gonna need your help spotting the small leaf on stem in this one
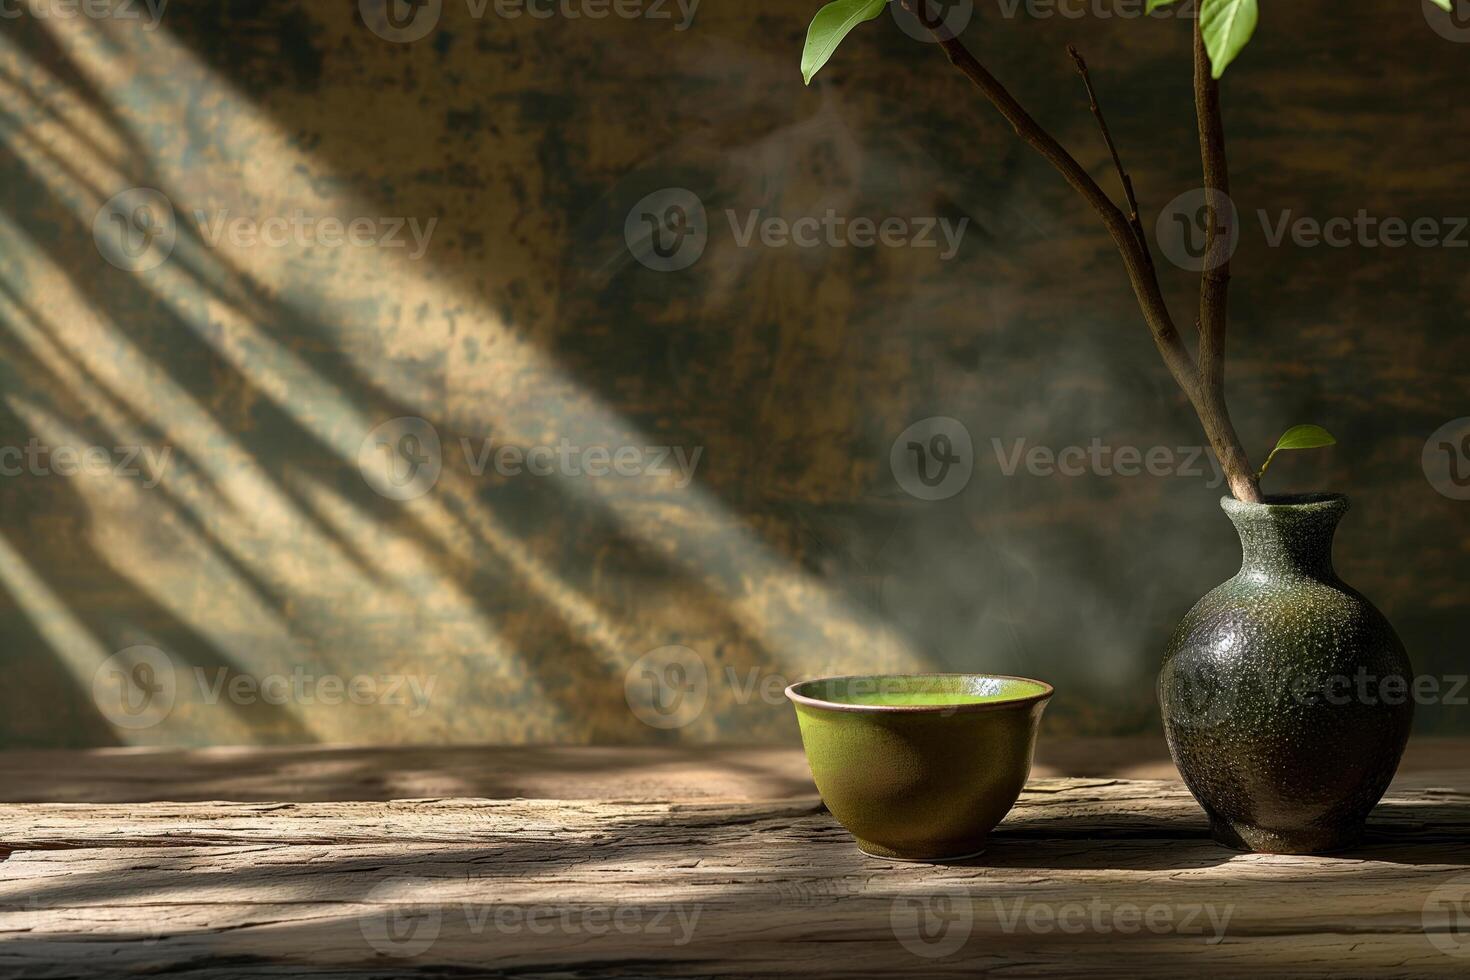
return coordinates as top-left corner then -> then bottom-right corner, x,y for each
1255,424 -> 1337,481
1200,0 -> 1259,79
801,0 -> 889,86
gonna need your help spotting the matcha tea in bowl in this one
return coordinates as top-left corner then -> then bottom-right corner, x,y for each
785,673 -> 1054,862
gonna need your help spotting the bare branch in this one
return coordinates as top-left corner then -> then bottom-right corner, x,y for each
914,26 -> 1197,393
1194,21 -> 1230,364
902,0 -> 1262,500
1193,18 -> 1261,502
1066,45 -> 1152,270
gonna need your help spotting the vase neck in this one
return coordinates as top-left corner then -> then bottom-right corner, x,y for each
1221,494 -> 1348,581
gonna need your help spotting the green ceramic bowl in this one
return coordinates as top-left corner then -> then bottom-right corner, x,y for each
786,673 -> 1054,862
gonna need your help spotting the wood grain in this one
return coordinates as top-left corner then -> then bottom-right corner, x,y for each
3,737 -> 1468,803
1,776 -> 1468,977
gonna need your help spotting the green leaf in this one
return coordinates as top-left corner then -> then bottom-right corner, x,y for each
1273,424 -> 1337,452
1429,0 -> 1452,11
801,0 -> 888,86
1200,0 -> 1259,79
1255,425 -> 1337,481
1146,0 -> 1179,11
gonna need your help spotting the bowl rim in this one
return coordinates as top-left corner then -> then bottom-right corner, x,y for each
784,672 -> 1055,714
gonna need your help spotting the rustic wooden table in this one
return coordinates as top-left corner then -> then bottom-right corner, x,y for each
1,739 -> 1467,977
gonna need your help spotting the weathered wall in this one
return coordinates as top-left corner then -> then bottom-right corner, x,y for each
0,1 -> 1466,747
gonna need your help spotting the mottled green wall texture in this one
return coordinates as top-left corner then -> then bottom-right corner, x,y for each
0,1 -> 1466,747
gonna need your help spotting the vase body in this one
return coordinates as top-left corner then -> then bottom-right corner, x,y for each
1158,493 -> 1413,854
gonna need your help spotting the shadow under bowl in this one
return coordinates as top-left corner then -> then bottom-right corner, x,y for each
786,673 -> 1054,863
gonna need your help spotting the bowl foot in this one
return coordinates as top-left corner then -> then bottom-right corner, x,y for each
856,839 -> 987,863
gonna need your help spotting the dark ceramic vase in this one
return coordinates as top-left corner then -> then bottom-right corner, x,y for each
1158,493 -> 1413,854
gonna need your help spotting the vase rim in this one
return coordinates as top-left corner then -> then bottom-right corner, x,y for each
1220,492 -> 1347,515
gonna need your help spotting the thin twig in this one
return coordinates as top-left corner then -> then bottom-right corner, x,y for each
1066,45 -> 1151,269
896,10 -> 1194,380
902,0 -> 1261,500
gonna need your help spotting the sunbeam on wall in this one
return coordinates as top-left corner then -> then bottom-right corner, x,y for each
0,2 -> 1465,748
0,9 -> 920,747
